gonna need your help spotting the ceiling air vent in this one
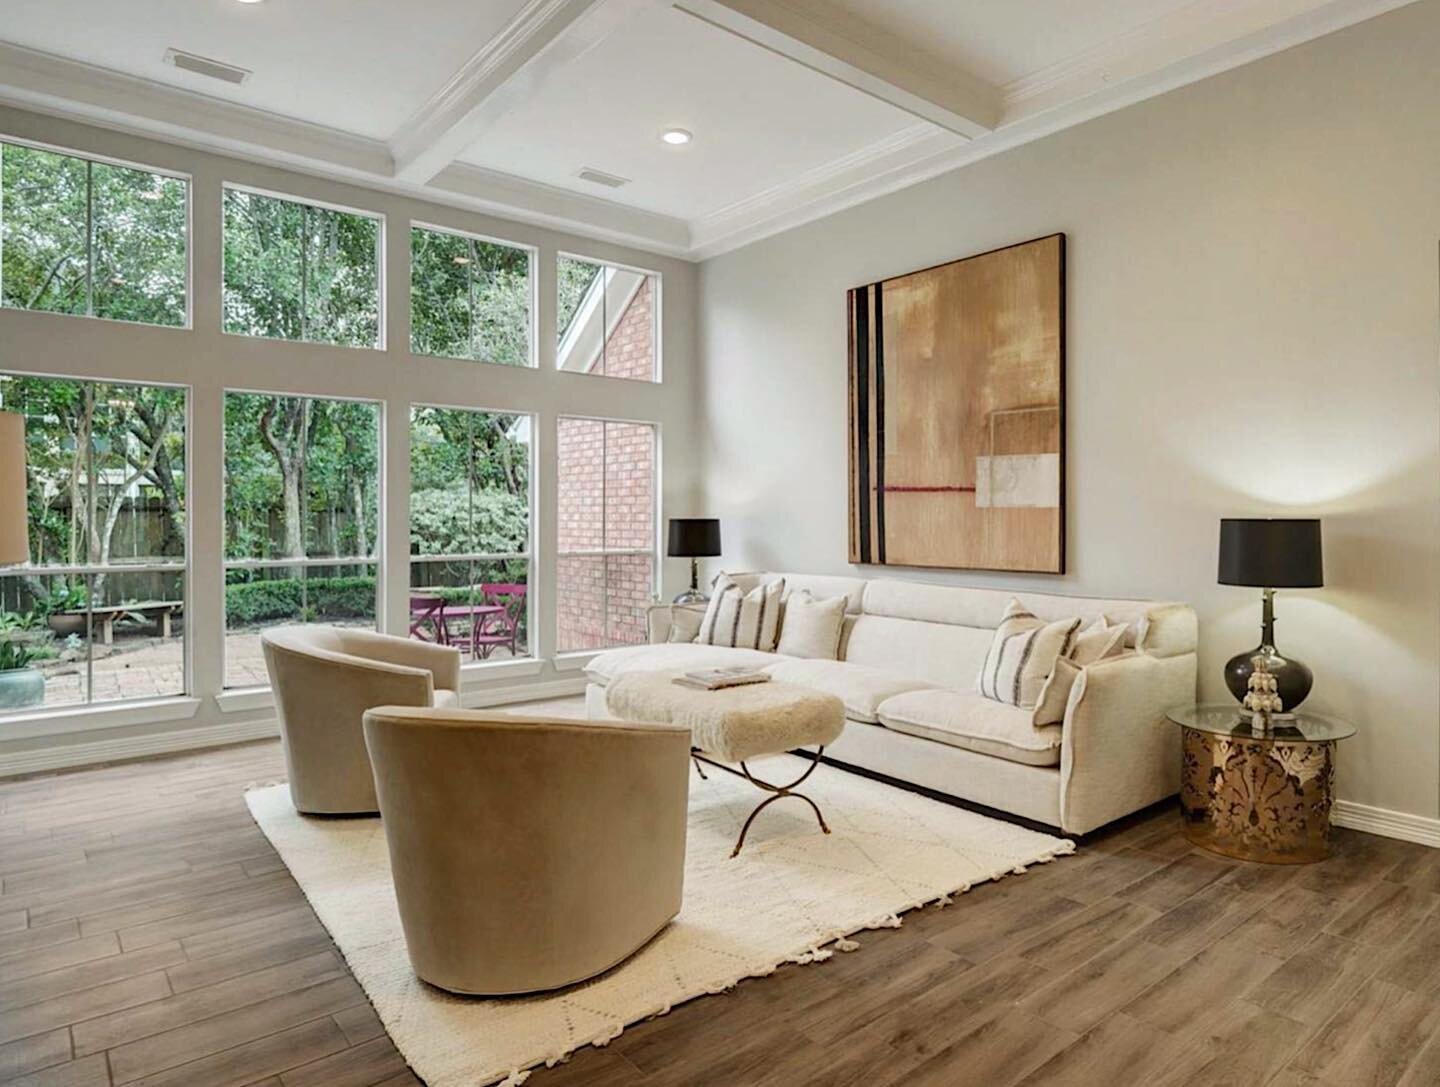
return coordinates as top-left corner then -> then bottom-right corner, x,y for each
576,167 -> 630,189
164,48 -> 251,85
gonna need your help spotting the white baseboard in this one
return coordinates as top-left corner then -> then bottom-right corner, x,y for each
0,718 -> 281,780
463,677 -> 587,708
1332,799 -> 1440,848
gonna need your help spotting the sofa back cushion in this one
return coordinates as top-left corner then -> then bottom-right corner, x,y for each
843,614 -> 995,690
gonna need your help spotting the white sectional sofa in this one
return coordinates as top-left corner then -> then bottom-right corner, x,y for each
585,573 -> 1198,835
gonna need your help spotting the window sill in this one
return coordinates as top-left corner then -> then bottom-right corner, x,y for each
459,657 -> 544,687
552,651 -> 601,673
0,696 -> 202,741
216,687 -> 274,714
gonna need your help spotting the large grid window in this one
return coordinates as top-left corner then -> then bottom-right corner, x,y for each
0,373 -> 187,714
556,255 -> 659,382
409,407 -> 532,660
0,141 -> 187,327
410,226 -> 533,366
222,187 -> 381,348
556,417 -> 656,652
223,392 -> 380,688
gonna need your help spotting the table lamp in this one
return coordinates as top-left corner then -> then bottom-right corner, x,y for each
667,518 -> 721,605
1218,517 -> 1323,711
0,412 -> 27,566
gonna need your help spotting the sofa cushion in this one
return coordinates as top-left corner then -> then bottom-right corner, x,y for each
762,658 -> 934,724
432,688 -> 460,709
698,574 -> 785,650
877,688 -> 1062,767
586,643 -> 783,686
775,591 -> 847,660
977,600 -> 1081,710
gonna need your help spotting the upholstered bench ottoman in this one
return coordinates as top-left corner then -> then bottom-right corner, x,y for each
603,671 -> 845,855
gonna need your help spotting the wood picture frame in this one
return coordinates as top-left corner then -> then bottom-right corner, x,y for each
848,233 -> 1065,573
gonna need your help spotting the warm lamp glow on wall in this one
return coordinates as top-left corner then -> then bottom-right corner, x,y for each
0,412 -> 27,566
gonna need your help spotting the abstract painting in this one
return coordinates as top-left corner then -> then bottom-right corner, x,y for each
848,233 -> 1065,573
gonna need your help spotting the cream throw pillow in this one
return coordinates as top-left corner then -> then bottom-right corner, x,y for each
775,591 -> 847,660
977,599 -> 1081,710
1070,616 -> 1127,666
1032,617 -> 1130,724
697,574 -> 785,651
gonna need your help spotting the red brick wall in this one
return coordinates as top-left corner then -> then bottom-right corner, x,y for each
556,282 -> 657,650
596,277 -> 655,381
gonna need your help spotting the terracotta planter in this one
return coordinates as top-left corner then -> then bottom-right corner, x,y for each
47,612 -> 87,637
0,667 -> 45,710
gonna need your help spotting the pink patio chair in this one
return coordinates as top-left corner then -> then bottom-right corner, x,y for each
409,594 -> 449,645
471,584 -> 527,660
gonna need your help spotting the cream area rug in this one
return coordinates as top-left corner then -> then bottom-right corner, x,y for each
246,755 -> 1075,1087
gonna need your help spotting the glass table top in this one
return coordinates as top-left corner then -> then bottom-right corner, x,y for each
1166,704 -> 1356,742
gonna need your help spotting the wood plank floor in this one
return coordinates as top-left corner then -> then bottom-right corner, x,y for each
3,719 -> 1439,1087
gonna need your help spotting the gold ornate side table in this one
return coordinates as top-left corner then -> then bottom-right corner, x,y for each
1168,705 -> 1355,864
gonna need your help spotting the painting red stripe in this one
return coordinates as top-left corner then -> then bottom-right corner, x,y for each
878,485 -> 976,493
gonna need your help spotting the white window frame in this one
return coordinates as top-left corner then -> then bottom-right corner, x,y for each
409,222 -> 538,368
220,388 -> 384,690
555,252 -> 662,383
0,370 -> 193,721
555,414 -> 660,654
407,402 -> 538,666
220,182 -> 386,350
0,134 -> 193,331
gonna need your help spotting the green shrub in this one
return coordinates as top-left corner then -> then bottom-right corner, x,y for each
225,576 -> 377,625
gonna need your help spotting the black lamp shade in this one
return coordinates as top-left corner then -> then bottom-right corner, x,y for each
1218,518 -> 1323,588
667,518 -> 721,558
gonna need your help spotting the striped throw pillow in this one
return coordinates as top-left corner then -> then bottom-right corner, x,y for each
977,599 -> 1081,710
697,575 -> 786,652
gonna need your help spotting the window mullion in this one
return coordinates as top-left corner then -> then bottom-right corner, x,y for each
84,161 -> 94,318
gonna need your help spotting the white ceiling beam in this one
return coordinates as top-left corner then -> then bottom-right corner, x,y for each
673,0 -> 999,139
390,0 -> 660,184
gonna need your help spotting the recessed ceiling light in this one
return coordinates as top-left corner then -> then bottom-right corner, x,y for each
660,128 -> 692,146
235,0 -> 265,5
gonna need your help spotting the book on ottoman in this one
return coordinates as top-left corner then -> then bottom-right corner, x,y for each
672,666 -> 773,691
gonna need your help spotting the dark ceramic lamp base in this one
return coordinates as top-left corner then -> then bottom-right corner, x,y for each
1224,645 -> 1314,710
1225,586 -> 1314,711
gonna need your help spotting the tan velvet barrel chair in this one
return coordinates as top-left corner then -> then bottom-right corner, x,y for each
362,707 -> 691,996
261,627 -> 462,815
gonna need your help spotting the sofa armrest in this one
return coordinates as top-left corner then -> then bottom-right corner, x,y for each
1058,651 -> 1197,835
646,603 -> 706,645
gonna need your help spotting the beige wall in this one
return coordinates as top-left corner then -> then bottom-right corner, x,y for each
0,103 -> 700,771
697,2 -> 1440,819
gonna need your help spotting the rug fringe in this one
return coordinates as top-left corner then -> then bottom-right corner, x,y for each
833,937 -> 860,952
498,1071 -> 530,1087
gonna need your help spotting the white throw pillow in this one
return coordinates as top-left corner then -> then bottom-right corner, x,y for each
1033,656 -> 1082,726
1070,616 -> 1127,666
697,574 -> 785,651
977,599 -> 1081,710
775,591 -> 847,660
1032,618 -> 1130,724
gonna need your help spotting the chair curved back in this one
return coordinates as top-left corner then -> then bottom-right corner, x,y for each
261,626 -> 459,814
362,706 -> 691,995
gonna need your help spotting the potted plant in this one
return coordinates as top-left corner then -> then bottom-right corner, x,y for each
0,638 -> 45,710
42,582 -> 89,637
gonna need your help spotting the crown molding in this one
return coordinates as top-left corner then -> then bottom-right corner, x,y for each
689,124 -> 955,258
391,0 -> 659,184
688,0 -> 1423,258
0,42 -> 691,257
997,0 -> 1422,122
0,0 -> 1422,263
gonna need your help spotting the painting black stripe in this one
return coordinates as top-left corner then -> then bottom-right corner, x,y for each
874,280 -> 886,565
854,287 -> 871,564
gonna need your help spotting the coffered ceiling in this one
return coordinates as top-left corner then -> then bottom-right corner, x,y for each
0,0 -> 1419,259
